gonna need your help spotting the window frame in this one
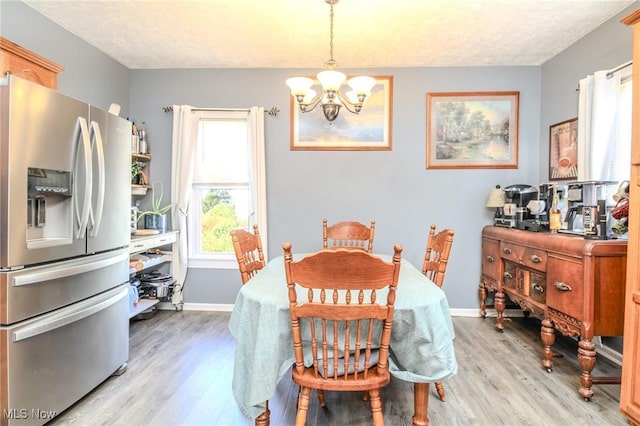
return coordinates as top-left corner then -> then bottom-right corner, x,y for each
608,72 -> 632,182
186,109 -> 267,269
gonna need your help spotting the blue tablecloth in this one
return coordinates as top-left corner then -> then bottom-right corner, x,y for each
228,254 -> 458,420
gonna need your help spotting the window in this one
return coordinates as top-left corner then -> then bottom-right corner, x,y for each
577,67 -> 632,182
187,110 -> 266,268
607,73 -> 632,182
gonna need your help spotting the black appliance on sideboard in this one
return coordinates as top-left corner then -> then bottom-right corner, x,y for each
494,184 -> 538,229
519,182 -> 567,232
492,181 -> 619,239
558,180 -> 617,239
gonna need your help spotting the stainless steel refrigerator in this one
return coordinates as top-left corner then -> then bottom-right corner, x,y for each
0,75 -> 131,425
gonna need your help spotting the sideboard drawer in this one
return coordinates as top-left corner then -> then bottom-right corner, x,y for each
482,238 -> 501,281
503,262 -> 517,289
529,272 -> 547,304
547,257 -> 584,320
500,242 -> 547,272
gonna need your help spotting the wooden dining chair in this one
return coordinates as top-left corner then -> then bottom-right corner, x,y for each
230,224 -> 270,422
322,219 -> 376,253
230,224 -> 266,284
283,243 -> 403,426
421,224 -> 455,402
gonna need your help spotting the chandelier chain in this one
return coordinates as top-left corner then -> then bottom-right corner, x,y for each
326,1 -> 337,69
286,0 -> 375,123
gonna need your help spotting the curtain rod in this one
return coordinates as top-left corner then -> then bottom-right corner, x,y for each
606,60 -> 632,78
575,60 -> 633,91
162,105 -> 279,117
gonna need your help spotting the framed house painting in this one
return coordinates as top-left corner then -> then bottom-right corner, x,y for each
289,75 -> 393,151
549,118 -> 578,181
426,91 -> 519,169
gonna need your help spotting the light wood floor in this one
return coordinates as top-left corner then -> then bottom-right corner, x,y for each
50,310 -> 627,426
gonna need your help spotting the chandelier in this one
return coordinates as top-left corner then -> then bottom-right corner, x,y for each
286,0 -> 376,123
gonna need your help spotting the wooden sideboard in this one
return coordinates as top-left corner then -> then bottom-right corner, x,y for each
620,9 -> 640,426
479,225 -> 627,400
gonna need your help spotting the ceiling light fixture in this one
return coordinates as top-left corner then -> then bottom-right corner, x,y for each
286,0 -> 376,123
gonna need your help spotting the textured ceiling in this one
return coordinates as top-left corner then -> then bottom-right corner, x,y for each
22,0 -> 638,70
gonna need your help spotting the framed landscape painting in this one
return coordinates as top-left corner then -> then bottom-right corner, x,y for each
426,91 -> 519,169
549,118 -> 578,181
290,75 -> 393,151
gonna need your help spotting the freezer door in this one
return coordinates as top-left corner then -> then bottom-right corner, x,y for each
0,76 -> 89,268
0,248 -> 129,325
86,106 -> 131,254
0,285 -> 129,426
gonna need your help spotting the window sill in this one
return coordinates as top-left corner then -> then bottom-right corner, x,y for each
188,258 -> 238,269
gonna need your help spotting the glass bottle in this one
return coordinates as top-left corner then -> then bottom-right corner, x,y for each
138,122 -> 147,154
549,184 -> 562,233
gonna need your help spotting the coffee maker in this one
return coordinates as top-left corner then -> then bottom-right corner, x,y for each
495,184 -> 538,229
559,180 -> 617,239
524,182 -> 567,232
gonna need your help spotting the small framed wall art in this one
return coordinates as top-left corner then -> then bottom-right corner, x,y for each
289,75 -> 393,151
426,91 -> 519,169
549,118 -> 578,181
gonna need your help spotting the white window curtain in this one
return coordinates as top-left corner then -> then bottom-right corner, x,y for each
170,105 -> 198,301
577,70 -> 622,181
248,107 -> 268,260
171,105 -> 267,278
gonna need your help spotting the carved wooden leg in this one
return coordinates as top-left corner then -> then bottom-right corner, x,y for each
578,339 -> 596,401
434,381 -> 445,402
412,382 -> 430,426
479,281 -> 488,318
255,400 -> 270,426
540,319 -> 555,373
368,388 -> 384,426
295,387 -> 311,426
494,291 -> 505,332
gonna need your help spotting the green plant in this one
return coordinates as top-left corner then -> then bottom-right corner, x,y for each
131,160 -> 146,184
137,181 -> 175,222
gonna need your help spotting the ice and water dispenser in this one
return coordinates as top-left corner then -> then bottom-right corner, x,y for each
27,167 -> 73,246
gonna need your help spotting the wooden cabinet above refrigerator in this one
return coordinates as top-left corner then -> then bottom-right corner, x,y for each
0,37 -> 63,89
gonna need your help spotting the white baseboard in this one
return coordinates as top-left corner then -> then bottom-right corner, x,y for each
183,302 -> 234,312
177,304 -> 623,366
594,336 -> 623,366
156,302 -> 234,312
449,308 -> 525,317
184,305 -> 524,317
449,308 -> 623,366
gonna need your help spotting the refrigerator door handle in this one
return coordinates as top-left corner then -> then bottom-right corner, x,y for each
12,286 -> 127,342
74,116 -> 93,239
88,120 -> 106,238
12,251 -> 129,287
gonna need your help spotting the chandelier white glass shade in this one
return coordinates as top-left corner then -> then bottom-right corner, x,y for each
286,0 -> 376,123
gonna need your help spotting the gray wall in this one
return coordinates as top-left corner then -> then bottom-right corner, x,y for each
0,1 -> 130,115
3,1 -> 638,310
129,67 -> 541,308
539,5 -> 637,179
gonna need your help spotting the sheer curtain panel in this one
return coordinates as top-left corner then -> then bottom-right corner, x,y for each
577,68 -> 626,181
171,105 -> 198,294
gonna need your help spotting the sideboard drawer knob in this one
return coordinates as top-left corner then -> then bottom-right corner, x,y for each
533,284 -> 545,293
530,255 -> 542,263
554,282 -> 572,292
486,255 -> 494,263
503,248 -> 512,255
504,272 -> 513,280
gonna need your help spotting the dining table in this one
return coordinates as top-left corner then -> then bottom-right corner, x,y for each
228,252 -> 458,426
